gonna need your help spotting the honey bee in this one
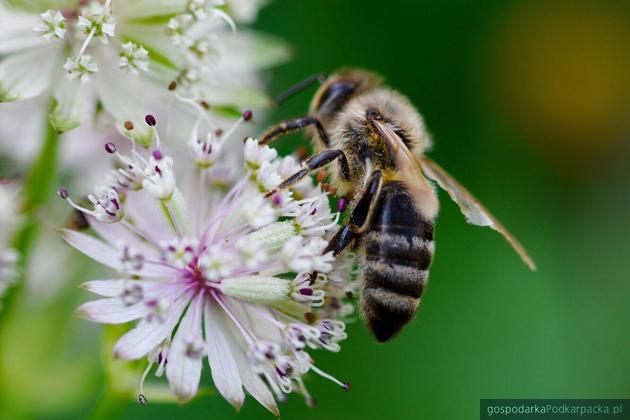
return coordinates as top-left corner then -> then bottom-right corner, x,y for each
260,68 -> 535,342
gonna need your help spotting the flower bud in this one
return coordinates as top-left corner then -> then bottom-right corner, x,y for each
218,276 -> 290,304
245,221 -> 296,254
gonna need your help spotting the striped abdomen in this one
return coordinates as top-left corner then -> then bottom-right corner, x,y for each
361,181 -> 435,342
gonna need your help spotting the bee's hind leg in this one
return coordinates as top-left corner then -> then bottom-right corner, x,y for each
324,170 -> 383,256
265,149 -> 349,197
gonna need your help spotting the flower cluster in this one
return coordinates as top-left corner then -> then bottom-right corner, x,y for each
59,115 -> 352,413
0,179 -> 22,309
0,0 -> 288,141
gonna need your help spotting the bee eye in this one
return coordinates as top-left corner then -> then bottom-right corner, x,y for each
317,82 -> 354,115
366,108 -> 382,121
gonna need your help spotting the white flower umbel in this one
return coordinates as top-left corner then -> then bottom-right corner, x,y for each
118,42 -> 148,75
33,9 -> 66,40
60,117 -> 350,413
0,1 -> 289,137
63,55 -> 98,83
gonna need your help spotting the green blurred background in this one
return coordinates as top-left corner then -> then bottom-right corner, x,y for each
3,0 -> 630,419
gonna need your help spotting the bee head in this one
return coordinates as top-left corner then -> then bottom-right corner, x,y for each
310,68 -> 383,123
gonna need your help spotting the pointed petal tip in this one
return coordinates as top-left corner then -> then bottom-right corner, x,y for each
227,394 -> 245,412
74,305 -> 88,319
174,392 -> 195,404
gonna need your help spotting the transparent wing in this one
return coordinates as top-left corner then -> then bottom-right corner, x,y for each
417,156 -> 536,271
371,119 -> 439,219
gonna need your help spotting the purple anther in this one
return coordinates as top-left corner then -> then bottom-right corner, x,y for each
145,114 -> 157,126
104,142 -> 116,153
337,197 -> 347,212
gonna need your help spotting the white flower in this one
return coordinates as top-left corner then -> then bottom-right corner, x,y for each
61,123 -> 350,413
59,184 -> 123,223
166,14 -> 194,48
189,131 -> 223,168
199,244 -> 238,281
0,0 -> 289,138
290,194 -> 340,236
77,1 -> 117,44
282,236 -> 335,274
142,155 -> 176,201
256,161 -> 283,191
226,0 -> 266,24
33,9 -> 66,40
239,194 -> 276,229
118,42 -> 149,75
119,244 -> 145,272
244,137 -> 277,171
63,55 -> 98,83
160,238 -> 198,269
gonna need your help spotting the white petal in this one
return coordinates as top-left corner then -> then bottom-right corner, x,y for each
204,297 -> 245,408
124,193 -> 174,244
76,297 -> 147,323
59,228 -> 123,270
49,75 -> 94,133
231,300 -> 284,343
137,262 -> 177,278
221,313 -> 278,415
113,0 -> 188,20
0,44 -> 61,102
219,31 -> 291,70
114,294 -> 189,360
88,216 -> 155,255
0,3 -> 42,54
166,295 -> 204,402
80,279 -> 159,297
60,229 -> 175,277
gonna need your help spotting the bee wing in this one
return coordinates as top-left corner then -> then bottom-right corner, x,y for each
371,119 -> 439,218
417,156 -> 536,271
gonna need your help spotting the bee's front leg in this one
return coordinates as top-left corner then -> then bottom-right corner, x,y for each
264,149 -> 349,197
259,116 -> 331,146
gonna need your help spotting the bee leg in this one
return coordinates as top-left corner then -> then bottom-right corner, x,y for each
264,149 -> 348,197
273,73 -> 327,106
259,116 -> 331,146
324,224 -> 355,256
324,170 -> 383,256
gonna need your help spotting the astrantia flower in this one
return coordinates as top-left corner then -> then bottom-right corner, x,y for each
0,0 -> 289,139
59,116 -> 352,413
0,179 -> 22,309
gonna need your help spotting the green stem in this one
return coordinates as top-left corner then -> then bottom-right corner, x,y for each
0,117 -> 60,413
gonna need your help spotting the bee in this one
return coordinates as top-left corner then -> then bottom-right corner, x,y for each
260,68 -> 535,342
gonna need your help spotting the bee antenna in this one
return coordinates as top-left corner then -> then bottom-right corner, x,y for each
273,73 -> 327,107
